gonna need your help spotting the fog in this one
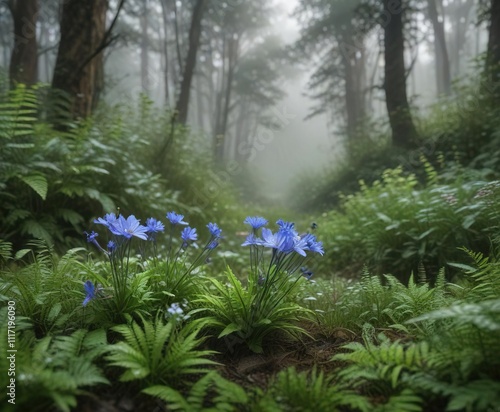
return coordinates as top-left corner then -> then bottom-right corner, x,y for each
0,0 -> 489,204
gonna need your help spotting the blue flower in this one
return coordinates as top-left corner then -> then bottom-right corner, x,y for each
107,240 -> 117,253
261,228 -> 295,253
109,215 -> 149,240
85,230 -> 99,244
207,222 -> 222,238
261,228 -> 280,249
276,219 -> 296,232
94,213 -> 118,228
309,241 -> 324,256
292,236 -> 308,257
241,233 -> 262,247
83,280 -> 96,306
166,211 -> 188,226
181,227 -> 198,243
146,217 -> 165,233
167,302 -> 184,316
244,216 -> 268,230
167,302 -> 190,321
85,231 -> 106,253
301,233 -> 324,256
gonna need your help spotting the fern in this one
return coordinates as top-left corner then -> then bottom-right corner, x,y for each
255,366 -> 370,412
408,298 -> 500,379
15,329 -> 108,412
373,389 -> 423,412
0,83 -> 38,140
387,271 -> 450,335
143,371 -> 249,411
408,374 -> 500,411
106,315 -> 217,386
0,239 -> 12,265
450,248 -> 500,300
5,243 -> 88,336
335,334 -> 430,393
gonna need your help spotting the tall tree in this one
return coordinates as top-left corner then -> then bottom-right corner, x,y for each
175,0 -> 206,125
140,0 -> 150,94
229,35 -> 285,161
8,0 -> 39,87
487,0 -> 500,87
427,0 -> 451,96
159,0 -> 171,105
52,0 -> 121,119
294,0 -> 368,142
201,0 -> 273,160
382,0 -> 418,148
446,0 -> 475,78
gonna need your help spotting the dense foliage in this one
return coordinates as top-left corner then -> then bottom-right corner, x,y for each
1,218 -> 500,411
2,77 -> 500,411
0,85 -> 244,251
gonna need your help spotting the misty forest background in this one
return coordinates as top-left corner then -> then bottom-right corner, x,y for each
2,0 -> 500,411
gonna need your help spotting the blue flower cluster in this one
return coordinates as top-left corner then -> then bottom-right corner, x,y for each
242,218 -> 323,255
241,216 -> 323,280
83,211 -> 222,307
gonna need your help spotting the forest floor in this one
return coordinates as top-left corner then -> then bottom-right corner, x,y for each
73,325 -> 408,412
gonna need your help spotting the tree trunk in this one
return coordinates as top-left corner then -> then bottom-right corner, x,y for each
160,0 -> 170,105
175,0 -> 206,124
172,0 -> 184,74
382,0 -> 418,148
140,1 -> 150,94
8,0 -> 39,87
220,37 -> 238,139
447,0 -> 474,78
214,34 -> 238,162
196,74 -> 205,130
52,0 -> 108,119
428,0 -> 451,96
340,30 -> 366,140
487,0 -> 500,87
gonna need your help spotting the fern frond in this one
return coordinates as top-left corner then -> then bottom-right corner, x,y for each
107,316 -> 216,386
335,336 -> 430,392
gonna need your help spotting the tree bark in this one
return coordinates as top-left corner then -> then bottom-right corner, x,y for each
487,0 -> 500,86
51,0 -> 108,119
8,0 -> 39,87
382,0 -> 418,148
175,0 -> 206,124
428,0 -> 451,96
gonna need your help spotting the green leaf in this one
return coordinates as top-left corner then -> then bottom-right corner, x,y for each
462,213 -> 478,230
447,262 -> 476,273
218,323 -> 242,338
19,174 -> 48,200
377,212 -> 392,223
15,249 -> 31,260
48,303 -> 62,322
255,318 -> 272,326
